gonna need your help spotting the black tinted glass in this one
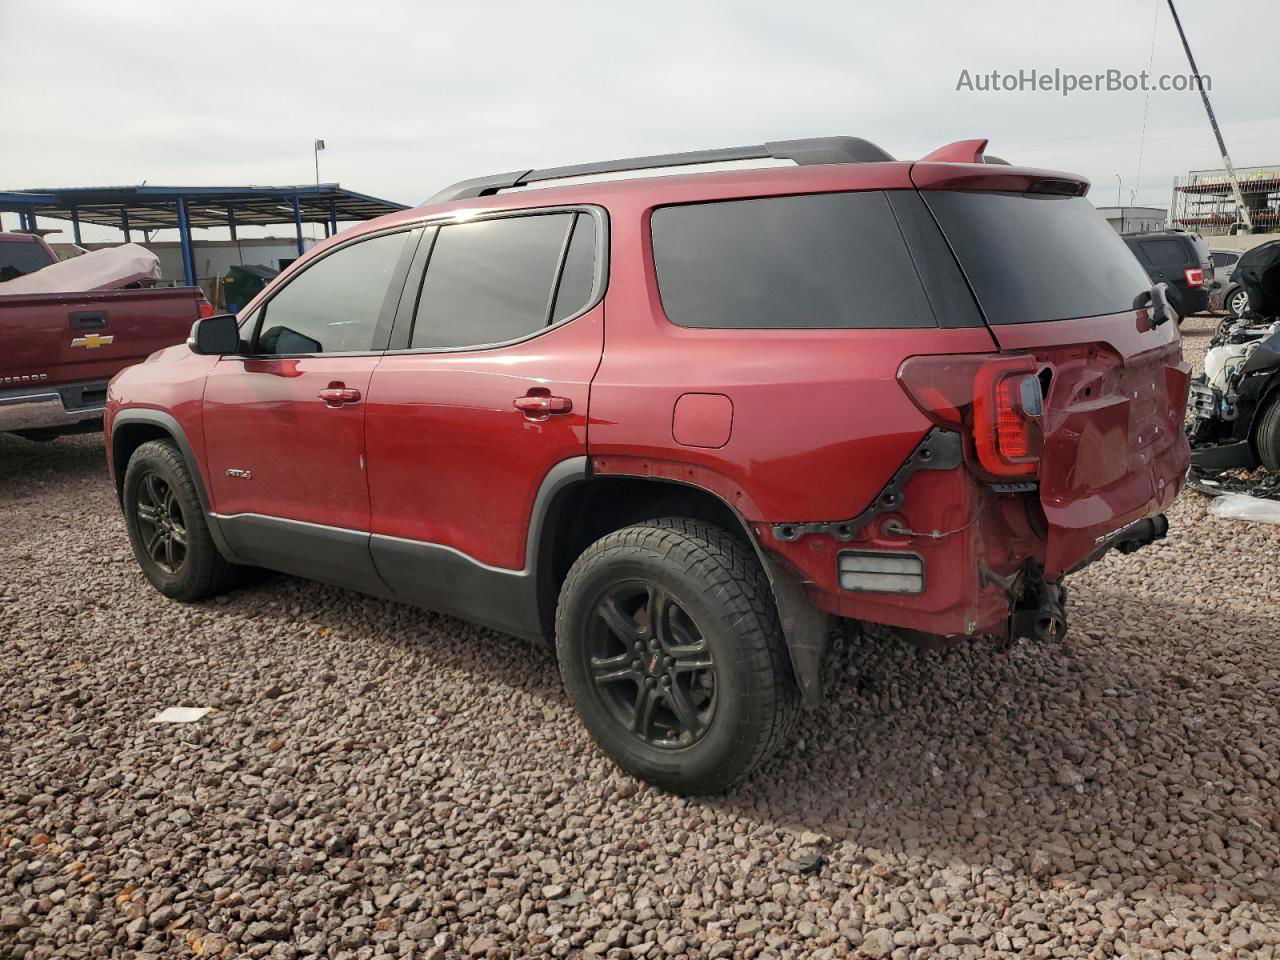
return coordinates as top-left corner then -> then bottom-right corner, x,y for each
256,232 -> 408,355
652,192 -> 935,329
550,214 -> 597,323
925,192 -> 1151,324
0,241 -> 56,282
412,213 -> 573,349
1140,238 -> 1191,268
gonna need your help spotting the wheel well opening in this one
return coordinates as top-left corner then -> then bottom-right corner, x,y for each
111,423 -> 173,499
535,476 -> 752,639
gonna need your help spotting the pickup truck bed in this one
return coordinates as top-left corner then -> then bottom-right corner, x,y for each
0,286 -> 205,438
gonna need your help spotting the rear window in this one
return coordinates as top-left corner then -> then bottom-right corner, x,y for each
0,239 -> 56,283
1139,238 -> 1192,269
651,191 -> 935,329
925,192 -> 1151,325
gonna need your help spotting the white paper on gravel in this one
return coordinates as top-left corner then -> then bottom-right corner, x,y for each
148,706 -> 214,723
1208,494 -> 1280,525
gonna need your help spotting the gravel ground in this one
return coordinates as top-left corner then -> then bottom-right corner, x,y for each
2,315 -> 1279,959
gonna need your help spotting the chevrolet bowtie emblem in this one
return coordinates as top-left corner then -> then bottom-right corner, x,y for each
70,334 -> 114,349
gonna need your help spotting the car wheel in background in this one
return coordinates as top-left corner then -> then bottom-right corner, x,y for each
556,517 -> 799,795
1229,287 -> 1250,319
1256,398 -> 1280,472
123,439 -> 237,601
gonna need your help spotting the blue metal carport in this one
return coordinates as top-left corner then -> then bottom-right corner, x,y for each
0,184 -> 407,286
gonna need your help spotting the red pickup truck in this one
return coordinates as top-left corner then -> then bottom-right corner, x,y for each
0,232 -> 209,440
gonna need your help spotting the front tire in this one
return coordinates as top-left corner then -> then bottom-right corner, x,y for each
556,518 -> 799,795
1256,397 -> 1280,472
123,439 -> 237,601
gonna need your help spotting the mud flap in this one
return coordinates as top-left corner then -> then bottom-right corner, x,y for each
762,556 -> 831,709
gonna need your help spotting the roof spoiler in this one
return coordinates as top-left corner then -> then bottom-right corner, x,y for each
425,136 -> 896,204
919,138 -> 1009,165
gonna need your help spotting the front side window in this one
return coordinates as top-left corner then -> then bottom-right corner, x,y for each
411,212 -> 583,350
651,192 -> 936,329
255,231 -> 410,355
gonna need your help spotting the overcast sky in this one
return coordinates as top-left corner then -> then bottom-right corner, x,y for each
2,0 -> 1276,242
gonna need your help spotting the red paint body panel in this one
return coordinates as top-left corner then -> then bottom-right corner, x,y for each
202,356 -> 378,530
104,150 -> 1188,641
364,304 -> 603,570
987,311 -> 1190,575
0,287 -> 202,387
672,393 -> 733,449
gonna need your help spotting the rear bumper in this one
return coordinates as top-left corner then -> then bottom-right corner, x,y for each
0,380 -> 109,433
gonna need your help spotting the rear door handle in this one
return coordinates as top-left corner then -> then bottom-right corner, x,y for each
318,385 -> 361,407
513,393 -> 573,418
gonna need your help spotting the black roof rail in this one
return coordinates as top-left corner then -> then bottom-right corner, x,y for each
424,136 -> 895,204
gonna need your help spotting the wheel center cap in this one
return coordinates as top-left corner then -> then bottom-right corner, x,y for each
646,653 -> 661,675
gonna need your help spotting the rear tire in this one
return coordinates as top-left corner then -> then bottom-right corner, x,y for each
123,439 -> 237,601
556,518 -> 799,795
1256,397 -> 1280,472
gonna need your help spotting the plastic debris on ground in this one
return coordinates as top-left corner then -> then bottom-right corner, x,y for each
148,706 -> 214,723
1207,493 -> 1280,525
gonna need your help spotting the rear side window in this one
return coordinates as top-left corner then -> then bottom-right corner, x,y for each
925,192 -> 1151,325
256,231 -> 410,355
550,214 -> 597,324
0,240 -> 57,283
411,213 -> 576,349
1212,252 -> 1239,269
651,192 -> 936,329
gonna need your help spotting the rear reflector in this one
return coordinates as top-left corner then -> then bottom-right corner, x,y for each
1184,267 -> 1204,288
838,551 -> 924,594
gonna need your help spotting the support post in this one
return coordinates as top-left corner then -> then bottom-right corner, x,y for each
293,195 -> 304,256
226,205 -> 237,241
177,197 -> 196,287
121,207 -> 131,243
71,206 -> 82,245
329,199 -> 338,237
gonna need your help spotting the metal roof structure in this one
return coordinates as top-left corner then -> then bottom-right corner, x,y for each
0,184 -> 408,285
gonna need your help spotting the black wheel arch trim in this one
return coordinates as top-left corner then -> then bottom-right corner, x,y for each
110,408 -> 237,561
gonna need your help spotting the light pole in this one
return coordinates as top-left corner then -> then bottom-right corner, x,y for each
314,139 -> 325,189
1115,174 -> 1123,231
313,139 -> 326,240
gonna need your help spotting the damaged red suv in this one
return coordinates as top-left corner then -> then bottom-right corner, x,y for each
106,136 -> 1189,793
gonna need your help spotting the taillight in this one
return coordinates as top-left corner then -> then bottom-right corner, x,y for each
1184,267 -> 1204,288
197,297 -> 215,318
897,354 -> 1044,479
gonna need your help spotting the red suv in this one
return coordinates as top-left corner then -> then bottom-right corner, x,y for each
106,136 -> 1189,794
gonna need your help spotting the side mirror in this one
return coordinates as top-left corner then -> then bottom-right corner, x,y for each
188,314 -> 242,355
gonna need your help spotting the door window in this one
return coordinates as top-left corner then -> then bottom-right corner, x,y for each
410,213 -> 580,349
255,231 -> 411,355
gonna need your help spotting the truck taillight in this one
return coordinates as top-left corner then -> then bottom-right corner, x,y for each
197,298 -> 215,318
897,354 -> 1043,479
1184,267 -> 1204,288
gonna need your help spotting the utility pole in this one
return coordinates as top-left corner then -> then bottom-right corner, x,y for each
1165,0 -> 1253,232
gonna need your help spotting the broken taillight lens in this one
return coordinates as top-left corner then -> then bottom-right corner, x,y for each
897,354 -> 1044,479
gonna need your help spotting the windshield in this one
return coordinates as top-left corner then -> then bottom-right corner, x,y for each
924,192 -> 1152,325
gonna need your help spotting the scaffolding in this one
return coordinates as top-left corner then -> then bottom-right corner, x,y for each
1171,164 -> 1280,233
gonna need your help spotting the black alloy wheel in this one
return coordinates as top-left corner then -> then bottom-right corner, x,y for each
133,471 -> 188,574
586,580 -> 718,749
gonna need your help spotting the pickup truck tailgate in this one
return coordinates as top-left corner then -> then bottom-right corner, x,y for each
0,287 -> 201,387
